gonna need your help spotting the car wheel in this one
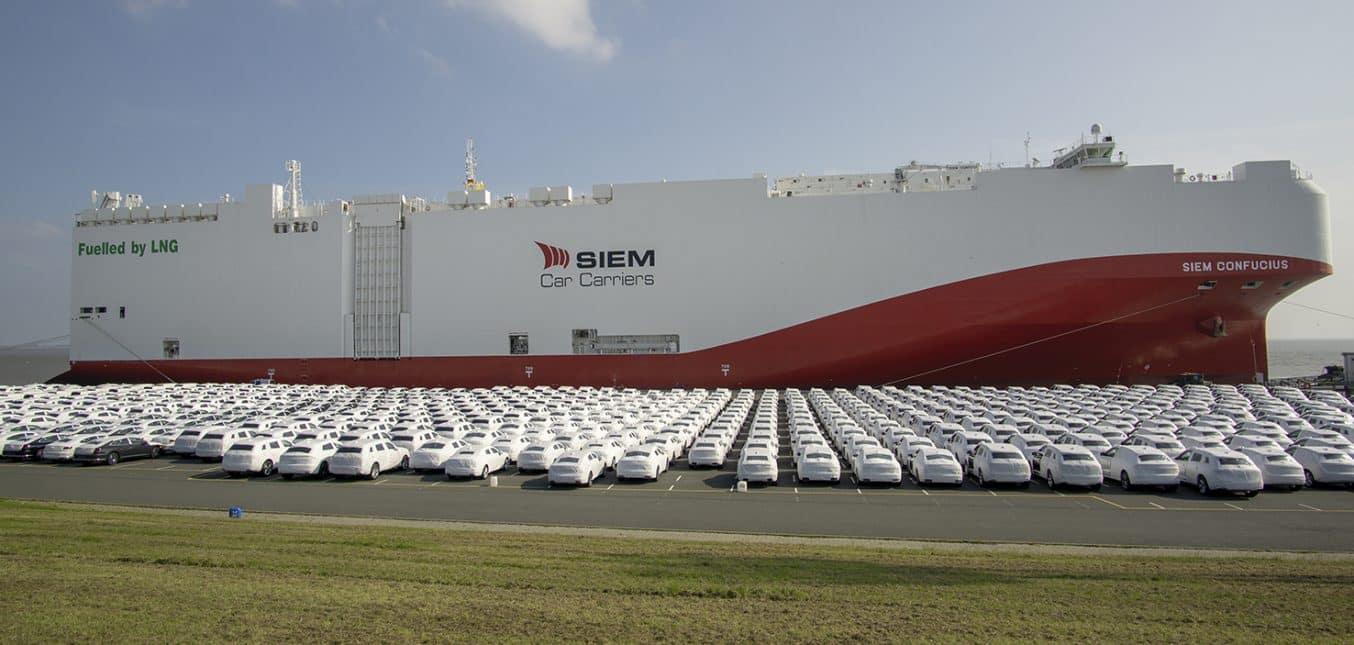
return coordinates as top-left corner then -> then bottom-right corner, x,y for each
1197,476 -> 1210,496
1045,471 -> 1055,489
1120,471 -> 1132,491
281,473 -> 293,480
150,447 -> 161,459
585,471 -> 595,487
1304,470 -> 1315,488
651,467 -> 659,481
106,452 -> 120,466
319,462 -> 329,477
1243,490 -> 1259,498
480,465 -> 489,480
260,460 -> 274,477
369,463 -> 380,480
446,472 -> 455,481
399,456 -> 410,470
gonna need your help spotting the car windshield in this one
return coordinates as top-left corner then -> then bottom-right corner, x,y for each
558,457 -> 579,464
1137,454 -> 1168,462
806,453 -> 832,460
203,433 -> 223,440
926,454 -> 951,462
625,451 -> 648,458
866,454 -> 891,461
1218,457 -> 1249,466
1323,453 -> 1349,460
337,446 -> 362,454
180,430 -> 200,437
1265,454 -> 1290,462
991,451 -> 1021,460
229,444 -> 254,451
286,446 -> 311,454
423,442 -> 445,450
1062,454 -> 1093,462
744,455 -> 769,462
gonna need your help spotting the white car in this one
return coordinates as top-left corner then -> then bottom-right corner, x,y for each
893,436 -> 935,467
444,445 -> 509,479
170,426 -> 216,456
515,441 -> 568,473
408,440 -> 467,472
736,448 -> 779,484
392,429 -> 440,455
616,446 -> 667,481
491,435 -> 531,464
969,443 -> 1032,487
40,433 -> 107,462
329,440 -> 409,479
1099,445 -> 1178,491
853,447 -> 902,485
1234,446 -> 1305,490
1007,434 -> 1052,469
194,428 -> 255,461
1038,445 -> 1103,490
583,440 -> 625,469
687,439 -> 729,468
547,450 -> 606,487
908,446 -> 964,486
278,440 -> 340,479
1290,446 -> 1354,488
222,438 -> 292,478
796,449 -> 841,483
1174,447 -> 1263,496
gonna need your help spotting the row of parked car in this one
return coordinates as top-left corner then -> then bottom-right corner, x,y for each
3,382 -> 1353,495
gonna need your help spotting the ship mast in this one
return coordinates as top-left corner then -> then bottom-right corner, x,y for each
285,159 -> 301,218
464,139 -> 483,190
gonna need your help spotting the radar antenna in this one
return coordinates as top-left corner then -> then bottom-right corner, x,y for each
465,138 -> 484,190
285,159 -> 301,218
1024,132 -> 1031,168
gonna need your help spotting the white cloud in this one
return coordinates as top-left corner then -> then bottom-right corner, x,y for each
447,0 -> 618,62
417,48 -> 454,79
119,0 -> 188,15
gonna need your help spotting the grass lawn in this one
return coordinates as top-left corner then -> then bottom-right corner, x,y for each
0,499 -> 1350,642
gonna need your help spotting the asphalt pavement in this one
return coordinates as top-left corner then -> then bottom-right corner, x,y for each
3,456 -> 1352,552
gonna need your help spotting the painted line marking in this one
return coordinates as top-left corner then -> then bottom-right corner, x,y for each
988,489 -> 998,496
428,481 -> 440,487
1054,490 -> 1066,497
1299,503 -> 1322,511
667,484 -> 675,491
1088,495 -> 1127,510
793,487 -> 799,494
606,484 -> 614,491
1224,502 -> 1245,512
674,475 -> 682,483
156,465 -> 177,471
373,479 -> 388,485
921,488 -> 929,496
1149,502 -> 1166,510
855,488 -> 862,495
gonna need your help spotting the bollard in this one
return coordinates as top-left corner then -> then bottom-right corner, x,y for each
489,475 -> 498,487
736,481 -> 748,493
228,506 -> 243,519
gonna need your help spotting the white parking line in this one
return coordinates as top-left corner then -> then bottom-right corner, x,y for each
988,489 -> 998,496
793,487 -> 799,494
156,465 -> 176,471
606,484 -> 614,491
1224,502 -> 1245,511
1054,490 -> 1066,497
674,475 -> 682,483
666,484 -> 675,491
921,488 -> 929,496
428,481 -> 440,487
1299,503 -> 1322,511
855,488 -> 862,495
1149,502 -> 1165,510
373,479 -> 388,485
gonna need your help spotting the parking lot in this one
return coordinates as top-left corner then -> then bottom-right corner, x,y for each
4,453 -> 1352,552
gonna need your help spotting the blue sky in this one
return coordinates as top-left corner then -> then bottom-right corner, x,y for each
2,0 -> 1353,346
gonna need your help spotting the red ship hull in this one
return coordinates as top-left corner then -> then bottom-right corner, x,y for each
62,253 -> 1332,387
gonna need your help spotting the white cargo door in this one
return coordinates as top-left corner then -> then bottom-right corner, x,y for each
353,224 -> 402,359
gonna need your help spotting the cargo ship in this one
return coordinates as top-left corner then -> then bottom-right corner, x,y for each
63,126 -> 1333,387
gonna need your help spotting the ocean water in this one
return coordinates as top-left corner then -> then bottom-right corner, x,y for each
2,341 -> 1350,386
1267,338 -> 1354,379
